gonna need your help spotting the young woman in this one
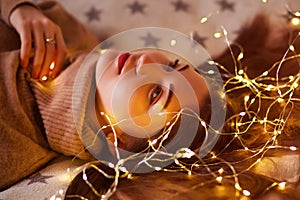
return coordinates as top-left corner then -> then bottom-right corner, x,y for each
64,16 -> 300,199
1,1 -> 299,199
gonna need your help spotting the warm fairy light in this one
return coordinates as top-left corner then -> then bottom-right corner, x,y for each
244,95 -> 249,102
82,173 -> 88,181
154,167 -> 162,171
289,45 -> 295,52
216,176 -> 223,183
59,189 -> 64,195
127,174 -> 133,179
214,32 -> 222,39
238,69 -> 244,75
98,49 -> 107,54
237,52 -> 244,61
235,183 -> 242,191
290,146 -> 297,151
170,39 -> 177,46
242,190 -> 251,197
262,0 -> 268,3
49,61 -> 55,70
218,168 -> 224,174
208,69 -> 215,74
291,18 -> 300,26
200,17 -> 208,24
239,112 -> 246,116
41,76 -> 48,81
278,182 -> 286,190
211,152 -> 217,159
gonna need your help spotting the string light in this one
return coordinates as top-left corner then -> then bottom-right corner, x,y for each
61,3 -> 300,199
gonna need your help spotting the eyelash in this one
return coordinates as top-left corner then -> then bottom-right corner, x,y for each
149,85 -> 163,105
168,59 -> 179,68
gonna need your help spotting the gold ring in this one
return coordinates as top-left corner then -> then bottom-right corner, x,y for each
45,37 -> 56,44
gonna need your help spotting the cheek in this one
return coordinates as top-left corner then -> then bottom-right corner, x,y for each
128,86 -> 152,127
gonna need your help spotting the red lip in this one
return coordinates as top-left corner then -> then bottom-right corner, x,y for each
118,52 -> 130,74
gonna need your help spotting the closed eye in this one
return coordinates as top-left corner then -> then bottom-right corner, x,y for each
149,85 -> 163,105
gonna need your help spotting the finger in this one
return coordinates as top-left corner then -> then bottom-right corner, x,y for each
31,22 -> 45,79
39,34 -> 56,80
19,22 -> 32,68
50,29 -> 67,78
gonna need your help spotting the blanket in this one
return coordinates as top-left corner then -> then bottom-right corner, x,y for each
0,0 -> 99,190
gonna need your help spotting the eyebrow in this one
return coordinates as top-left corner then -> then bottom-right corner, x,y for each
178,64 -> 189,71
164,84 -> 174,109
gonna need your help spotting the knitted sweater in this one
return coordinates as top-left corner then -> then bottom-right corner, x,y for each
30,53 -> 103,160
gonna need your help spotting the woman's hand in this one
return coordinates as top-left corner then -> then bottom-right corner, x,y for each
10,4 -> 67,81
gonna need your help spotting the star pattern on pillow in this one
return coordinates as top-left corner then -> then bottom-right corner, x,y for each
217,0 -> 235,12
140,32 -> 161,47
191,31 -> 208,48
27,172 -> 54,185
127,1 -> 147,14
85,6 -> 102,22
171,0 -> 189,12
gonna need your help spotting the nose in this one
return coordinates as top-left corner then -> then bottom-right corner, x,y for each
135,54 -> 155,75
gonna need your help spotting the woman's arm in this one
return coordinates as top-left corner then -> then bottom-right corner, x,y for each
0,0 -> 67,80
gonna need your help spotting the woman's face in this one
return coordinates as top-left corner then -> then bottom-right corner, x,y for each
95,49 -> 209,139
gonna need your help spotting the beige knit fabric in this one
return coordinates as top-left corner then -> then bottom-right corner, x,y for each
30,53 -> 99,160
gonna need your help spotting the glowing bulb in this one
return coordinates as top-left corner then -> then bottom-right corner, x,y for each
155,167 -> 161,171
49,61 -> 55,70
83,173 -> 88,181
237,52 -> 244,61
244,95 -> 249,102
127,173 -> 133,179
50,195 -> 56,200
262,71 -> 268,76
188,171 -> 192,176
242,190 -> 251,197
240,112 -> 246,116
235,183 -> 242,191
41,76 -> 48,81
291,18 -> 300,26
277,98 -> 284,103
278,182 -> 286,190
208,70 -> 215,75
214,32 -> 222,39
108,162 -> 115,168
218,168 -> 224,174
59,189 -> 64,195
262,0 -> 267,3
150,139 -> 157,145
216,176 -> 223,183
170,39 -> 177,46
289,45 -> 295,52
290,146 -> 297,151
98,49 -> 107,54
211,152 -> 217,159
238,69 -> 244,75
200,17 -> 208,23
292,82 -> 299,88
